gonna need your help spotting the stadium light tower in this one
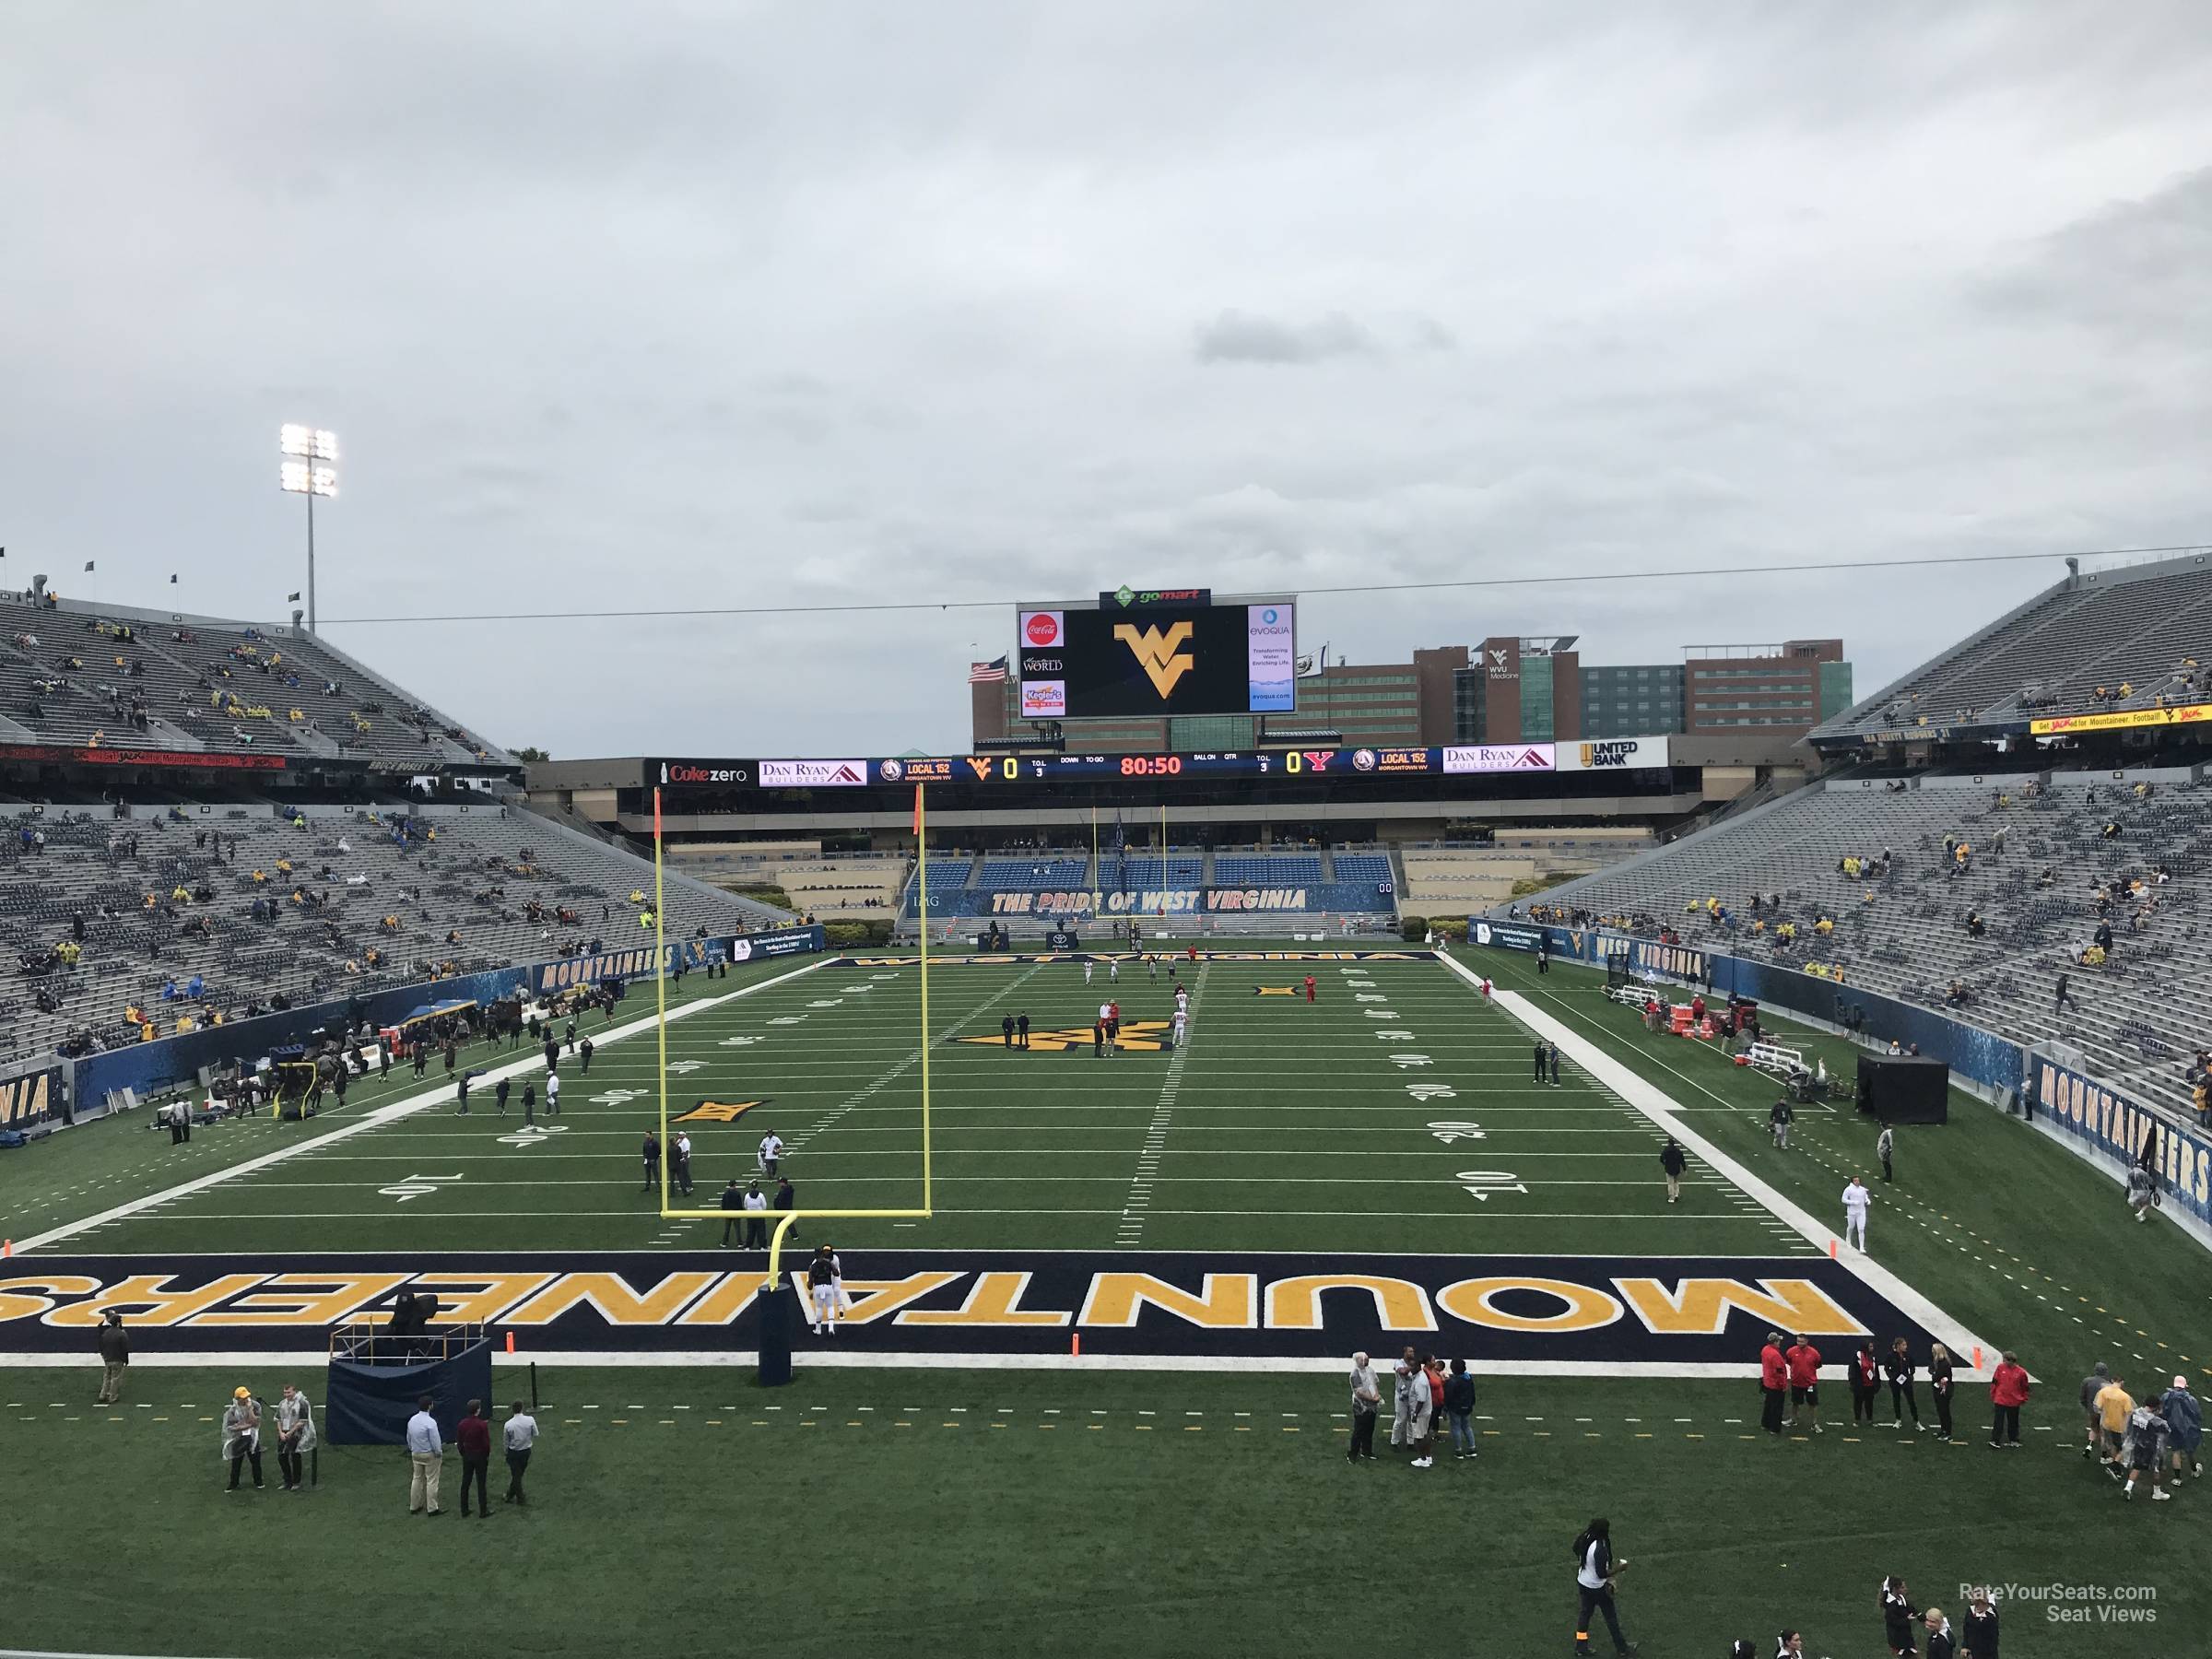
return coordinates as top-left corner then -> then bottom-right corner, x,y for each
278,424 -> 338,631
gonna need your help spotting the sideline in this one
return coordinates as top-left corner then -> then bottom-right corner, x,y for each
1437,951 -> 2000,1377
0,1348 -> 1871,1378
11,958 -> 837,1254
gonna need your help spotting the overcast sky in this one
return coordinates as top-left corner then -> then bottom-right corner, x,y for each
3,2 -> 2207,758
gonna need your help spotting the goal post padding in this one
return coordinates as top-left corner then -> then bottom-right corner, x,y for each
326,1333 -> 494,1445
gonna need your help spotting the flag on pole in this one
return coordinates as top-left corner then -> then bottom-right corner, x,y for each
83,560 -> 95,573
967,654 -> 1008,684
287,591 -> 301,602
169,574 -> 178,583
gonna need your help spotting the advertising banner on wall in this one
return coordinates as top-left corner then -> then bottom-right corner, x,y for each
2033,1058 -> 2212,1230
1556,735 -> 1671,771
1441,745 -> 1555,773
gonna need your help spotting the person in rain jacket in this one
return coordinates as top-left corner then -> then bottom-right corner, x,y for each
2160,1375 -> 2203,1482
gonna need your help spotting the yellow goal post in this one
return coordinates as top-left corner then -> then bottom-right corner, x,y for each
649,782 -> 935,1291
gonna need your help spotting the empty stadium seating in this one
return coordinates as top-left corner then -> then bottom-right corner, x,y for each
1215,853 -> 1323,884
0,802 -> 782,1066
666,848 -> 907,917
1814,552 -> 2212,742
895,844 -> 1399,931
1523,773 -> 2212,1118
0,592 -> 512,765
978,856 -> 1088,890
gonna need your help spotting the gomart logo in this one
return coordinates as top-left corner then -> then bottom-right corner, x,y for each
1114,621 -> 1196,699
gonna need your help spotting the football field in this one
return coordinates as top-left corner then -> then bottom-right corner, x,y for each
6,944 -> 2211,1659
25,949 -> 1823,1260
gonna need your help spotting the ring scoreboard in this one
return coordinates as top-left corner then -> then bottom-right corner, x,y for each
653,738 -> 1671,793
1015,588 -> 1297,720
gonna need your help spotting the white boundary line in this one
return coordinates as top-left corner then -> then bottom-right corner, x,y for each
0,1349 -> 1843,1379
1438,954 -> 2003,1379
12,959 -> 837,1253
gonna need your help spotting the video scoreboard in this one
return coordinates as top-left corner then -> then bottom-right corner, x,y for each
1015,589 -> 1296,720
652,737 -> 1669,793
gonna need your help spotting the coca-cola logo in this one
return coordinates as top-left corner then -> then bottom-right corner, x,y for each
1024,611 -> 1063,646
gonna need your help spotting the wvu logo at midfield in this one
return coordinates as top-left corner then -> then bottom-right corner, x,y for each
677,1098 -> 771,1124
1113,622 -> 1195,699
959,1020 -> 1173,1053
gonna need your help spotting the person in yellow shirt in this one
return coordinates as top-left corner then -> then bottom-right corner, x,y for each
1815,917 -> 1833,935
2096,1376 -> 2136,1464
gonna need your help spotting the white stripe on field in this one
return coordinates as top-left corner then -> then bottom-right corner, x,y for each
1438,955 -> 2002,1377
13,958 -> 837,1253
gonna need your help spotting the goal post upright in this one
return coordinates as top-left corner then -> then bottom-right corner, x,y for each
654,785 -> 670,1215
653,782 -> 935,1367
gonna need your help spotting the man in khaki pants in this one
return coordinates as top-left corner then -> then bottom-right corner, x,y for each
405,1394 -> 445,1516
95,1310 -> 129,1405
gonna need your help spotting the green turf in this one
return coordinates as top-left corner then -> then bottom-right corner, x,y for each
20,949 -> 1820,1259
0,1363 -> 2196,1659
1,949 -> 814,1249
1477,948 -> 2212,1382
6,943 -> 2207,1659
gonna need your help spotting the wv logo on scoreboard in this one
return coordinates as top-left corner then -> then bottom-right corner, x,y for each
1113,621 -> 1196,699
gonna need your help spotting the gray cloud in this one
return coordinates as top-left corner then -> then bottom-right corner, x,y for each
1194,311 -> 1376,365
1972,166 -> 2212,343
0,2 -> 2207,759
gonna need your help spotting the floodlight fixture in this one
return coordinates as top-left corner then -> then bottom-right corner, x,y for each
277,425 -> 339,630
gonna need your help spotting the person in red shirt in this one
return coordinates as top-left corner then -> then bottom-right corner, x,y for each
1989,1351 -> 2031,1448
1850,1339 -> 1881,1425
1303,974 -> 1316,1003
1784,1335 -> 1823,1434
1759,1332 -> 1788,1437
456,1398 -> 493,1518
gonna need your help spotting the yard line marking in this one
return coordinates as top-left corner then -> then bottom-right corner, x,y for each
1451,960 -> 1998,1376
1120,963 -> 1206,1247
786,961 -> 1049,1160
14,957 -> 840,1253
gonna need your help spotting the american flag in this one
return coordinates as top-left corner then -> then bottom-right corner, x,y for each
968,654 -> 1009,684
